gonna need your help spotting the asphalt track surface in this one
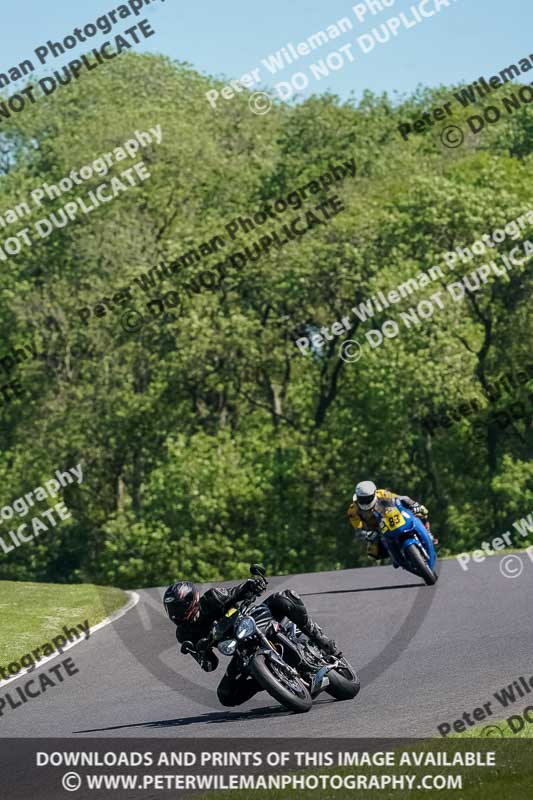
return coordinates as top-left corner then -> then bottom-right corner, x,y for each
2,554 -> 533,739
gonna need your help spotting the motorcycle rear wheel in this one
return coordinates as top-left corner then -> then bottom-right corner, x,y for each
250,653 -> 312,713
405,543 -> 438,585
326,661 -> 361,700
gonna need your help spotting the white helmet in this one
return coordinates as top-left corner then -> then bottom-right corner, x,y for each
353,480 -> 377,510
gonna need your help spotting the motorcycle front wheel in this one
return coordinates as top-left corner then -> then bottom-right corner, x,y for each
250,653 -> 312,713
405,543 -> 438,585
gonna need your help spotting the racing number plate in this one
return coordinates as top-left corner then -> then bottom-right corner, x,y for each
383,508 -> 406,531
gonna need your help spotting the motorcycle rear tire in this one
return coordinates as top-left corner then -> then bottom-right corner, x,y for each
250,653 -> 312,713
326,662 -> 361,700
406,543 -> 438,585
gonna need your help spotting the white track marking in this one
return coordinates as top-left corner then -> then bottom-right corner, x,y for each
0,591 -> 140,690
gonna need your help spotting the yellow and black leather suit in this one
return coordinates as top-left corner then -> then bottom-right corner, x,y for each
348,489 -> 425,558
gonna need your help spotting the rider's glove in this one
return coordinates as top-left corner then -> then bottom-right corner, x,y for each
196,638 -> 219,672
412,503 -> 428,518
200,651 -> 219,672
378,518 -> 389,534
241,578 -> 267,598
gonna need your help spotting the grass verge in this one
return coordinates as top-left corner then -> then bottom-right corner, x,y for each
196,738 -> 533,800
452,719 -> 533,738
0,579 -> 128,664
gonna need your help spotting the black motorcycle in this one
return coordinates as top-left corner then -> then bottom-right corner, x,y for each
195,565 -> 360,713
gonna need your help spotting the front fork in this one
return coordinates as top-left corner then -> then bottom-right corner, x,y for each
252,632 -> 332,697
384,524 -> 432,567
242,633 -> 299,676
382,534 -> 402,566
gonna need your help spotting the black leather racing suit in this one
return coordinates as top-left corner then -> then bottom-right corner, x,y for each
174,583 -> 325,707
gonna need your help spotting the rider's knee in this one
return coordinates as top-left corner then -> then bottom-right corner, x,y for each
279,588 -> 304,606
217,695 -> 237,707
264,589 -> 307,625
217,686 -> 238,707
266,589 -> 308,627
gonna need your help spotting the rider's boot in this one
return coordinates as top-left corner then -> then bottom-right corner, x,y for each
267,590 -> 342,657
301,620 -> 341,656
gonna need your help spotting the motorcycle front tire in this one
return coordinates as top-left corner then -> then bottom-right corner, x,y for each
250,653 -> 312,713
405,543 -> 438,585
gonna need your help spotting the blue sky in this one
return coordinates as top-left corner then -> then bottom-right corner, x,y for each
2,0 -> 531,102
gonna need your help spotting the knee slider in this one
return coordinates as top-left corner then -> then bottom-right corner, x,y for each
216,682 -> 236,706
217,693 -> 237,707
281,588 -> 303,605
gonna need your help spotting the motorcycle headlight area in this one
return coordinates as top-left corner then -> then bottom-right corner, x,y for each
236,616 -> 257,639
218,639 -> 238,656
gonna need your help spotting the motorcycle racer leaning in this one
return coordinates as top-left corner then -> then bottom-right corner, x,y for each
163,579 -> 340,707
348,480 -> 438,560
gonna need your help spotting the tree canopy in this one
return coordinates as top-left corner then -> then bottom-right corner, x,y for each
0,54 -> 531,587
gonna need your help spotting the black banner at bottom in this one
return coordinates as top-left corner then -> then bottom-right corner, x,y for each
0,737 -> 532,799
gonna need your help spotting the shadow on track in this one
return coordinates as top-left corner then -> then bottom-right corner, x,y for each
303,583 -> 423,596
73,705 -> 295,734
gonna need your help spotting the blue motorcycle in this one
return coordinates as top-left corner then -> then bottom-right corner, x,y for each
377,502 -> 438,585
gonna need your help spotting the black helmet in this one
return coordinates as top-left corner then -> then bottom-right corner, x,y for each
163,581 -> 200,623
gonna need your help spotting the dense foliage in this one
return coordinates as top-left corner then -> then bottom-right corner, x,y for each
0,55 -> 531,587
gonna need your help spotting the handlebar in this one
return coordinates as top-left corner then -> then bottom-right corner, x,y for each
181,569 -> 269,655
209,583 -> 268,645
